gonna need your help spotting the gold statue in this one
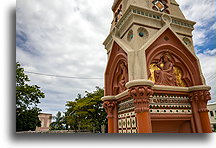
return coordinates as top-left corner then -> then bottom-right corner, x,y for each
154,52 -> 178,86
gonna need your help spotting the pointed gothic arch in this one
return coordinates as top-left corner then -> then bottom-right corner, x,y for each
146,29 -> 203,86
105,42 -> 128,96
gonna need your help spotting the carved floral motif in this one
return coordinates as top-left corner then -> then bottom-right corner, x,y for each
103,101 -> 116,118
129,86 -> 153,113
198,91 -> 211,112
190,91 -> 211,112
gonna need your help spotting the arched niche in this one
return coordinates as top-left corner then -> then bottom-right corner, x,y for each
105,42 -> 128,96
146,44 -> 203,87
112,60 -> 128,95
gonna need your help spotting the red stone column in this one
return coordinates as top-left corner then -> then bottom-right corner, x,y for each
197,91 -> 212,133
129,86 -> 153,133
190,92 -> 202,133
103,101 -> 116,133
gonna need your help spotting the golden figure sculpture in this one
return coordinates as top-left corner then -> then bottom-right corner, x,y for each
149,52 -> 187,87
153,52 -> 178,86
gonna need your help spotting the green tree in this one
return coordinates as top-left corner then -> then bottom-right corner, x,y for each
64,101 -> 78,130
65,87 -> 107,133
50,111 -> 65,130
16,62 -> 45,131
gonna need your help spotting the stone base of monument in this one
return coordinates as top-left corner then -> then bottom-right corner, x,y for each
102,80 -> 212,133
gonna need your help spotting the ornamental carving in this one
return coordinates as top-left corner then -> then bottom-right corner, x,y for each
198,91 -> 211,112
146,29 -> 203,86
149,51 -> 187,87
113,62 -> 128,95
190,91 -> 211,112
129,86 -> 153,113
189,91 -> 199,103
103,101 -> 116,118
105,42 -> 128,96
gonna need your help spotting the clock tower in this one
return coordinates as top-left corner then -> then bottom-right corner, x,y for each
102,0 -> 212,133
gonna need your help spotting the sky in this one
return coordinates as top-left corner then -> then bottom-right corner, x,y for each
16,0 -> 216,116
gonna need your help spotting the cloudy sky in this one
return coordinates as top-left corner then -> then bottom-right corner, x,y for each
16,0 -> 216,116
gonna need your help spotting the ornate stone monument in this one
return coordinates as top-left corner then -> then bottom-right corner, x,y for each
102,0 -> 212,133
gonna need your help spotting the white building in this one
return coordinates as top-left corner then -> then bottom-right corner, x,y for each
207,102 -> 216,132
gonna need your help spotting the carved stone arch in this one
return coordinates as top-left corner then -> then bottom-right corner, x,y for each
105,42 -> 128,96
112,59 -> 128,95
146,44 -> 203,86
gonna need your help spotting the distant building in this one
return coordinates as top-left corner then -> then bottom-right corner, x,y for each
207,103 -> 216,132
36,113 -> 52,132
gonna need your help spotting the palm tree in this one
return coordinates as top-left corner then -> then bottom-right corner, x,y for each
50,111 -> 64,130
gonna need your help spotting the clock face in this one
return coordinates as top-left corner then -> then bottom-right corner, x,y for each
152,0 -> 168,12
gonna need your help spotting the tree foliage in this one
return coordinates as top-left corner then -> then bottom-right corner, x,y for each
16,62 -> 45,131
50,111 -> 65,130
16,108 -> 42,131
64,87 -> 107,132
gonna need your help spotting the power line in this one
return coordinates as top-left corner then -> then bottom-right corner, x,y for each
25,70 -> 216,81
206,73 -> 215,80
207,75 -> 216,83
25,71 -> 104,80
206,73 -> 216,83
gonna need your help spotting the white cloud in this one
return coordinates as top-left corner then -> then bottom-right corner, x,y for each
177,0 -> 216,47
191,29 -> 206,47
177,0 -> 215,25
203,48 -> 216,56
